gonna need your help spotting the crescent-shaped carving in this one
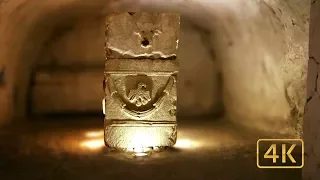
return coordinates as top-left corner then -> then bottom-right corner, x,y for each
106,76 -> 175,118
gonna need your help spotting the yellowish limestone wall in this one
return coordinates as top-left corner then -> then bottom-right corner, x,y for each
0,0 -> 310,139
30,16 -> 222,116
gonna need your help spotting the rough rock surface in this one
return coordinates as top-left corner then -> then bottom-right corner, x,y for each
130,0 -> 310,137
0,0 -> 316,178
103,12 -> 179,149
105,12 -> 180,59
303,0 -> 320,179
0,0 -> 310,163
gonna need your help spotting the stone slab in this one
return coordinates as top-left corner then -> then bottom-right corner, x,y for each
104,73 -> 177,122
104,123 -> 177,149
105,12 -> 180,59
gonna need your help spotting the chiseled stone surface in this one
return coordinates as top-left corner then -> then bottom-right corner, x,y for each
105,124 -> 177,148
105,12 -> 180,59
303,0 -> 320,179
104,12 -> 180,149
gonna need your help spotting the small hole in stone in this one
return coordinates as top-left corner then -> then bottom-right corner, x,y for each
128,12 -> 136,16
141,38 -> 150,47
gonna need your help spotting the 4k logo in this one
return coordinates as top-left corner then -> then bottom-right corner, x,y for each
257,139 -> 304,169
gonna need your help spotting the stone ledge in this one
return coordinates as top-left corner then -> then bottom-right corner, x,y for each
104,123 -> 177,149
104,58 -> 178,72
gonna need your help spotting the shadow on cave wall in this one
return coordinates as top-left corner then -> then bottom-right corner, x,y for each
0,0 -> 309,138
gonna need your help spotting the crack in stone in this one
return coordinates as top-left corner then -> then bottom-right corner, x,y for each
307,95 -> 313,103
107,48 -> 177,60
310,56 -> 320,65
305,57 -> 320,104
315,73 -> 319,92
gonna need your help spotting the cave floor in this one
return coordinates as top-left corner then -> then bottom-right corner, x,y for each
0,116 -> 301,180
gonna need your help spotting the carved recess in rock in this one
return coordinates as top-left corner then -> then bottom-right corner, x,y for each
105,12 -> 180,59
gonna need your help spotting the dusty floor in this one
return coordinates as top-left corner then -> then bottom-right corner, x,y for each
0,116 -> 301,180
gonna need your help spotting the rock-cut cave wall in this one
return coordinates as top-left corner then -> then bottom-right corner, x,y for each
28,15 -> 223,117
304,0 -> 320,179
0,0 -> 310,137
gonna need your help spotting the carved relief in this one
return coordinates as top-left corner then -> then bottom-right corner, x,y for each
105,75 -> 176,119
127,83 -> 151,107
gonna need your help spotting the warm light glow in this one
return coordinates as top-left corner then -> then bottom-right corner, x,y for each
174,139 -> 194,149
133,146 -> 144,153
127,132 -> 156,152
81,139 -> 104,150
85,131 -> 104,138
134,152 -> 148,157
102,98 -> 106,115
81,130 -> 199,152
80,130 -> 105,151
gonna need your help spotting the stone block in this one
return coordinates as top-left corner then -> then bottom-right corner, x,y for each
104,12 -> 180,151
104,59 -> 178,121
103,59 -> 178,149
105,12 -> 180,59
104,124 -> 177,149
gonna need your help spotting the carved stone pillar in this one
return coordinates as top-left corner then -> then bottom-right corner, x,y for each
103,12 -> 180,151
